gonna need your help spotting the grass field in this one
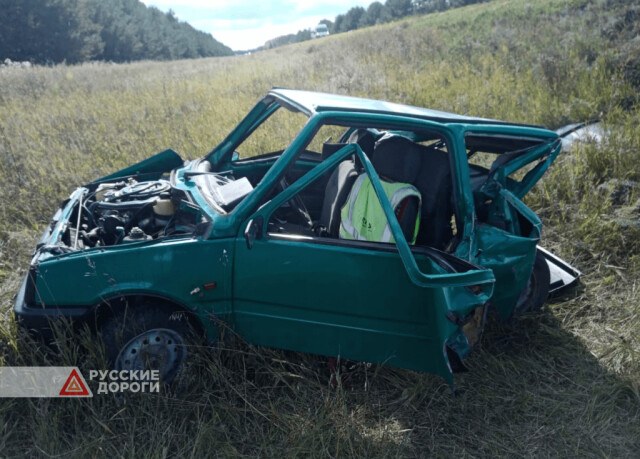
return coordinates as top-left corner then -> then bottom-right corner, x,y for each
1,0 -> 639,456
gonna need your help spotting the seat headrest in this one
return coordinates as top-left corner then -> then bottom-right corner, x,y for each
348,129 -> 377,157
348,128 -> 378,170
372,134 -> 422,183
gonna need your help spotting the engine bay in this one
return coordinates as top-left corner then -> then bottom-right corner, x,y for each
57,178 -> 203,252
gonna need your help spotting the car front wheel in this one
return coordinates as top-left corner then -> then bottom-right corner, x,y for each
100,304 -> 195,384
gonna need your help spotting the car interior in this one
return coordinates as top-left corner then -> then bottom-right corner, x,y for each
201,122 -> 460,253
194,105 -> 558,260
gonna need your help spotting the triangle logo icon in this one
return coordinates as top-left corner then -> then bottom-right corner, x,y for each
59,368 -> 91,396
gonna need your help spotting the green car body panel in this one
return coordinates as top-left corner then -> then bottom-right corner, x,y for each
15,89 -> 568,385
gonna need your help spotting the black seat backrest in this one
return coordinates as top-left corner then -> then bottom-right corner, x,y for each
371,134 -> 422,183
372,133 -> 454,249
348,129 -> 377,169
413,146 -> 454,249
321,129 -> 377,164
371,134 -> 423,243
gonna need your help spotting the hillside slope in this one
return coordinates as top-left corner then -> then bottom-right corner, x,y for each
1,0 -> 639,456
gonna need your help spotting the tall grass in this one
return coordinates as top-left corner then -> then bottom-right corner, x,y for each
1,0 -> 639,456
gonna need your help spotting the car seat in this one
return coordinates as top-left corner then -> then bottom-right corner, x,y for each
317,129 -> 378,237
412,144 -> 454,249
338,134 -> 422,244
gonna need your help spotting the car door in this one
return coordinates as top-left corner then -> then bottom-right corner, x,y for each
231,143 -> 495,385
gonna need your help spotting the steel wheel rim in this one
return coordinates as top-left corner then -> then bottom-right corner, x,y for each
115,328 -> 186,381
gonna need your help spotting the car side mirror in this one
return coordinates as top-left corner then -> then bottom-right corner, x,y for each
244,217 -> 263,249
231,151 -> 239,162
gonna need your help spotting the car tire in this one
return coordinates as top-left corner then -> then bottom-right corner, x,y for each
514,249 -> 551,316
100,304 -> 197,384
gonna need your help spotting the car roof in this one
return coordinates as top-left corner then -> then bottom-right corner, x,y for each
269,88 -> 546,129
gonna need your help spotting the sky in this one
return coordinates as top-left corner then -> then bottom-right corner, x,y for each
141,0 -> 373,51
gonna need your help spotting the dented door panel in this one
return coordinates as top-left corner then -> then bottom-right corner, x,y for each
233,236 -> 486,385
474,189 -> 542,319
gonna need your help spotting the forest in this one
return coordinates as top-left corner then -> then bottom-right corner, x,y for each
330,0 -> 487,34
0,0 -> 233,64
265,0 -> 488,49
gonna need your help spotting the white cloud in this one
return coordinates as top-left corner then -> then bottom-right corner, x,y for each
140,1 -> 374,50
196,15 -> 328,50
291,0 -> 370,13
143,0 -> 370,11
141,0 -> 230,7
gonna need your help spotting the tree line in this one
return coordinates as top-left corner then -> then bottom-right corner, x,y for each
265,0 -> 488,50
0,0 -> 232,64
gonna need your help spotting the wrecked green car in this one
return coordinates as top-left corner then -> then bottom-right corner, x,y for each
14,89 -> 579,384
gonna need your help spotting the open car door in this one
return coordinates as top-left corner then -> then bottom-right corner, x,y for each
232,144 -> 495,385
